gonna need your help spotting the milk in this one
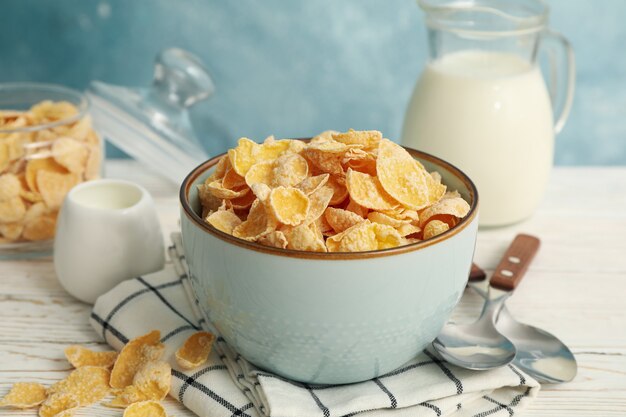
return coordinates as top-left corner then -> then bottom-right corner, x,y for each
402,50 -> 554,226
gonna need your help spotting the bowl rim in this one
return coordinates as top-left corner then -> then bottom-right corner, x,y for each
0,82 -> 89,133
180,141 -> 479,260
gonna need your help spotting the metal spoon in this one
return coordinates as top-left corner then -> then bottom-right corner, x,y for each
470,265 -> 577,383
433,234 -> 540,370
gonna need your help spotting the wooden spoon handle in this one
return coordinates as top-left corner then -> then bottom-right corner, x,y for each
469,263 -> 487,281
490,234 -> 541,291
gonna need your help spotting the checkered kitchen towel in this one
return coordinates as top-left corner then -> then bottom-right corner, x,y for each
90,233 -> 540,417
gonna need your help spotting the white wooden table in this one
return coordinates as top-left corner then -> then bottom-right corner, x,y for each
1,160 -> 625,416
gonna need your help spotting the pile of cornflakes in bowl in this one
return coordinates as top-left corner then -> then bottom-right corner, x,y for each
0,101 -> 101,245
0,330 -> 215,417
198,129 -> 470,252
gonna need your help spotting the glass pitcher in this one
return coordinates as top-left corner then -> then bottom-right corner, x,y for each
401,0 -> 575,227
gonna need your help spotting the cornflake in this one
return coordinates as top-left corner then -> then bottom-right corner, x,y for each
325,207 -> 364,234
64,345 -> 118,368
268,187 -> 309,226
175,331 -> 216,370
199,130 -> 471,252
0,382 -> 47,409
108,361 -> 171,407
123,400 -> 167,417
109,330 -> 165,389
40,366 -> 110,417
0,336 -> 180,416
423,219 -> 450,240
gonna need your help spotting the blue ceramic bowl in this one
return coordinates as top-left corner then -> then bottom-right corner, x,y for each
180,146 -> 478,384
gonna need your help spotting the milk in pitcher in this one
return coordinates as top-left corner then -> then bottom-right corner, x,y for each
402,50 -> 555,226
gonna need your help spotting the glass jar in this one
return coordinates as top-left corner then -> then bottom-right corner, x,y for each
0,83 -> 103,259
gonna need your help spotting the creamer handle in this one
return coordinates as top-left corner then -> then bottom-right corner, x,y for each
541,29 -> 576,134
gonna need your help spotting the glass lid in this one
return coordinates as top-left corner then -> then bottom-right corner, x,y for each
87,48 -> 214,185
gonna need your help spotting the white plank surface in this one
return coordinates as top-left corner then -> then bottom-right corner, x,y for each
1,160 -> 625,416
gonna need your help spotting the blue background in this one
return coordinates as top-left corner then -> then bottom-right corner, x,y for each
1,0 -> 624,164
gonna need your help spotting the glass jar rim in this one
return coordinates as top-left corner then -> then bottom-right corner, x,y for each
0,82 -> 89,133
418,0 -> 549,36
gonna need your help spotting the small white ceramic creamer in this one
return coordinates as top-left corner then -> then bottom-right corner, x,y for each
54,179 -> 165,304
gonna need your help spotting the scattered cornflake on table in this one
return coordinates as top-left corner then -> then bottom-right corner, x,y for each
40,366 -> 110,417
110,330 -> 164,389
64,345 -> 118,368
0,382 -> 47,409
38,394 -> 79,417
175,331 -> 216,370
108,361 -> 172,408
0,331 -> 174,416
123,400 -> 167,417
52,407 -> 79,417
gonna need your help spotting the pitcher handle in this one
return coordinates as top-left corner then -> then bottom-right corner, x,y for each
541,29 -> 576,134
